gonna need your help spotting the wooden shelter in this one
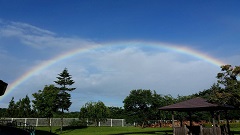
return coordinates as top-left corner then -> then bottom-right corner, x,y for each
159,97 -> 234,135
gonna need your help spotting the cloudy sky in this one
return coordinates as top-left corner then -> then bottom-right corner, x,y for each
0,0 -> 240,111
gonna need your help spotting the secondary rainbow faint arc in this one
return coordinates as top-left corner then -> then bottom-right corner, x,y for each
3,41 -> 226,100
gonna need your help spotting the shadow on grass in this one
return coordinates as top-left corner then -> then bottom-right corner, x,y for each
55,126 -> 88,134
231,131 -> 240,135
109,129 -> 173,135
35,126 -> 87,135
110,130 -> 240,135
35,130 -> 59,135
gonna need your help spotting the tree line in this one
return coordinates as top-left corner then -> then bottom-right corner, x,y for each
1,65 -> 240,129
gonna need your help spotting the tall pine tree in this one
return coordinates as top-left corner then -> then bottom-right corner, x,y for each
7,97 -> 17,117
54,68 -> 75,132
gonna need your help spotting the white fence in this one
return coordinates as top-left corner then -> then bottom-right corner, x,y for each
2,118 -> 126,127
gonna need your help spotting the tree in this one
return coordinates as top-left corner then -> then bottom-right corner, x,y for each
19,95 -> 32,117
6,97 -> 17,117
0,108 -> 7,118
7,95 -> 33,118
108,107 -> 125,119
211,65 -> 240,108
54,68 -> 76,132
79,101 -> 109,126
150,92 -> 175,121
123,89 -> 163,127
32,85 -> 59,132
156,94 -> 176,122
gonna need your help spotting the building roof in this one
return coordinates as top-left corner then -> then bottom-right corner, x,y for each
159,97 -> 234,112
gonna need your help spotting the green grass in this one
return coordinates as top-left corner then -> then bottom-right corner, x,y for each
35,126 -> 240,135
35,126 -> 173,135
230,127 -> 240,134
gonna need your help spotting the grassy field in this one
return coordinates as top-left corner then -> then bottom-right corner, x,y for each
35,126 -> 173,135
35,126 -> 240,135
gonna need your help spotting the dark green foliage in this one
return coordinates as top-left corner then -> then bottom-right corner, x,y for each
54,68 -> 76,92
32,85 -> 60,133
108,107 -> 125,119
68,119 -> 88,127
193,88 -> 214,99
0,108 -> 7,117
6,95 -> 33,118
54,68 -> 75,112
57,91 -> 72,111
54,68 -> 75,132
149,91 -> 165,120
32,85 -> 59,118
6,97 -> 16,117
19,95 -> 32,117
123,89 -> 173,126
79,101 -> 109,126
210,65 -> 240,108
123,89 -> 152,125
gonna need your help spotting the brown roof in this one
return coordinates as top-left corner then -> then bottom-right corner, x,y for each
159,97 -> 234,112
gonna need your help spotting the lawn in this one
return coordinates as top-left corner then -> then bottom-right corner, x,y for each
230,127 -> 240,134
35,126 -> 173,135
35,126 -> 240,135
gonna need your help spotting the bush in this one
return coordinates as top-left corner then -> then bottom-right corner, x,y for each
69,119 -> 87,127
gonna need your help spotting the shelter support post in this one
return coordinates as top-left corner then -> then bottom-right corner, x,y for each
211,111 -> 216,135
225,110 -> 231,135
217,111 -> 220,126
187,111 -> 193,135
188,111 -> 193,127
172,111 -> 175,135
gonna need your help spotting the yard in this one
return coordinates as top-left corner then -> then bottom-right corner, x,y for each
35,126 -> 173,135
35,126 -> 240,135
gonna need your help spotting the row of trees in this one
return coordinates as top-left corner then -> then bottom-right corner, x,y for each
7,96 -> 32,118
120,65 -> 240,126
1,65 -> 240,129
3,68 -> 76,132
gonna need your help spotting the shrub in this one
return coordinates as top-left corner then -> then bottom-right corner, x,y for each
69,119 -> 87,127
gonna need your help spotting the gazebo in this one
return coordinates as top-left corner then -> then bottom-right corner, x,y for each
159,97 -> 234,135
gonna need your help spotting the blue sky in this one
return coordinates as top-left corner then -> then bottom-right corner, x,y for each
0,0 -> 240,111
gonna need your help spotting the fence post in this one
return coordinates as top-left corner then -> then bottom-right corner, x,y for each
111,119 -> 112,127
200,125 -> 203,135
87,118 -> 88,126
36,118 -> 38,127
99,121 -> 101,127
122,119 -> 124,127
25,118 -> 27,127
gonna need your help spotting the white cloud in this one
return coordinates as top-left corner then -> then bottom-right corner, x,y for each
0,21 -> 96,51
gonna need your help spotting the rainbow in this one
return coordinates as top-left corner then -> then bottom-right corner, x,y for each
1,41 -> 226,100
